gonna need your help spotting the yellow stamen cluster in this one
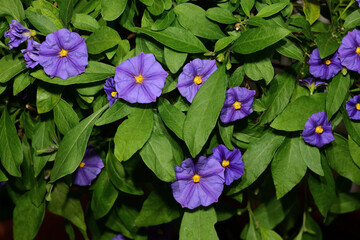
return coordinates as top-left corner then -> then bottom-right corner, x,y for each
356,103 -> 360,110
59,49 -> 68,57
325,60 -> 331,65
135,74 -> 143,83
193,76 -> 203,85
315,126 -> 324,134
111,91 -> 117,98
232,101 -> 242,110
356,47 -> 360,55
79,162 -> 86,168
192,174 -> 201,183
222,160 -> 230,168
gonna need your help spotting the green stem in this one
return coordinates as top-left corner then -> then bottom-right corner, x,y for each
349,88 -> 360,92
338,0 -> 355,20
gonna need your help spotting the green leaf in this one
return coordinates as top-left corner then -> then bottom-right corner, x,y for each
71,13 -> 100,32
228,131 -> 285,195
106,151 -> 143,195
218,122 -> 234,150
0,0 -> 25,21
326,134 -> 360,185
140,114 -> 178,182
31,61 -> 115,85
86,26 -> 121,54
136,27 -> 208,53
36,82 -> 63,114
348,135 -> 360,168
260,228 -> 283,240
308,157 -> 336,217
95,100 -> 132,126
174,3 -> 225,40
50,105 -> 107,182
241,0 -> 255,17
101,0 -> 127,21
151,10 -> 176,31
232,26 -> 290,54
53,99 -> 80,135
257,3 -> 288,18
158,98 -> 186,140
303,0 -> 320,25
229,65 -> 245,87
275,38 -> 304,62
135,189 -> 180,227
298,137 -> 323,176
214,36 -> 237,52
0,54 -> 26,83
21,136 -> 35,190
164,47 -> 188,74
91,167 -> 118,219
179,207 -> 219,240
13,193 -> 45,240
206,7 -> 238,24
58,0 -> 74,26
13,72 -> 33,96
330,193 -> 360,214
270,93 -> 326,131
48,182 -> 87,232
0,108 -> 23,177
316,32 -> 341,59
260,69 -> 297,124
147,0 -> 164,16
114,107 -> 153,161
326,73 -> 350,119
25,10 -> 59,34
271,137 -> 308,199
244,51 -> 274,84
342,104 -> 360,146
183,65 -> 226,157
344,9 -> 360,29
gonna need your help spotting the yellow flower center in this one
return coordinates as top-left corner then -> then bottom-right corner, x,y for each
135,74 -> 143,84
193,76 -> 203,85
356,103 -> 360,110
111,91 -> 117,98
315,126 -> 324,134
356,47 -> 360,55
233,101 -> 242,110
79,162 -> 86,168
192,174 -> 201,183
59,49 -> 68,57
222,160 -> 230,168
325,60 -> 331,65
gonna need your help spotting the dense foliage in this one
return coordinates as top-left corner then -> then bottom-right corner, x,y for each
0,0 -> 360,239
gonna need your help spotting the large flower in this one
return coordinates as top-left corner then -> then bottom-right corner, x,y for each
4,19 -> 31,50
104,77 -> 118,107
302,111 -> 335,148
308,48 -> 342,80
73,146 -> 104,186
209,145 -> 244,185
176,59 -> 217,103
220,87 -> 255,123
39,29 -> 88,80
346,95 -> 360,120
21,39 -> 41,68
171,157 -> 224,209
114,52 -> 168,103
338,29 -> 360,74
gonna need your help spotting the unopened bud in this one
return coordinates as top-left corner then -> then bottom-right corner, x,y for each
216,53 -> 225,62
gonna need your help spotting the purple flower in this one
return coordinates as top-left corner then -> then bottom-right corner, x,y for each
220,87 -> 255,123
73,146 -> 104,186
302,111 -> 335,148
4,20 -> 31,50
171,157 -> 225,209
112,234 -> 127,240
209,145 -> 244,185
104,77 -> 118,107
299,77 -> 327,89
176,59 -> 217,103
0,181 -> 6,187
338,29 -> 360,74
308,48 -> 342,80
346,95 -> 360,120
114,52 -> 168,104
357,0 -> 360,7
21,39 -> 41,68
39,29 -> 88,80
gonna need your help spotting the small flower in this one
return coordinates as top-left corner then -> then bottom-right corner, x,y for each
21,39 -> 41,68
299,77 -> 327,94
302,111 -> 335,148
112,234 -> 127,240
114,52 -> 168,104
39,29 -> 88,80
176,59 -> 217,103
209,145 -> 244,185
73,146 -> 104,186
4,19 -> 32,50
104,77 -> 118,107
338,29 -> 360,74
308,48 -> 342,80
0,181 -> 6,187
220,87 -> 255,123
171,157 -> 224,209
346,95 -> 360,120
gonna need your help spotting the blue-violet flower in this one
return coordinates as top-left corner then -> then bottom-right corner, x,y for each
171,157 -> 224,209
112,234 -> 127,240
346,95 -> 360,120
104,77 -> 118,107
4,19 -> 31,50
176,59 -> 217,103
308,48 -> 342,80
338,29 -> 360,74
21,39 -> 41,68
